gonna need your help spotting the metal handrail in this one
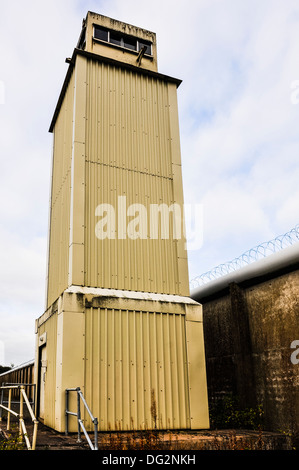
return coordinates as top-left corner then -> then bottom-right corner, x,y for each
0,383 -> 36,420
65,387 -> 98,450
0,385 -> 38,450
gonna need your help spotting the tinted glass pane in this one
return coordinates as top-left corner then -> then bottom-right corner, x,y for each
124,35 -> 137,51
94,26 -> 108,42
110,31 -> 122,46
138,40 -> 152,56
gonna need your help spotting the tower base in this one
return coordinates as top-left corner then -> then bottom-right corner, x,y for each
35,287 -> 209,432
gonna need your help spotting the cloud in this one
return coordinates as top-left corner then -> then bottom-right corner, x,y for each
1,0 -> 299,363
0,0 -> 81,364
0,227 -> 47,365
178,1 -> 299,277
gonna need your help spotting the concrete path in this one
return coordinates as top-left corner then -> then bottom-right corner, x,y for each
0,420 -> 293,450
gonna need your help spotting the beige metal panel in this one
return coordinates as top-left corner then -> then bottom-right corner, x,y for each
84,58 -> 189,295
55,309 -> 85,432
85,162 -> 181,294
35,287 -> 209,433
85,60 -> 172,177
47,55 -> 189,299
168,81 -> 190,296
35,311 -> 58,429
50,70 -> 75,205
68,55 -> 87,287
184,303 -> 210,429
36,293 -> 86,432
46,71 -> 75,308
185,314 -> 210,430
47,168 -> 72,307
84,307 -> 190,431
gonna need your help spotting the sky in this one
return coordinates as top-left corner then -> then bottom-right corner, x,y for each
1,0 -> 299,366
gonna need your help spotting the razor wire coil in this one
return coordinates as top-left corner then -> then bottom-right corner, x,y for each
190,224 -> 299,289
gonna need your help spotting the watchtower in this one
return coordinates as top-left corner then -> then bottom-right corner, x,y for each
35,12 -> 209,432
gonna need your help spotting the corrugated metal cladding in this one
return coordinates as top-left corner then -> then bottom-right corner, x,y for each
35,298 -> 196,432
84,59 -> 183,295
0,361 -> 35,401
83,307 -> 190,431
85,60 -> 173,176
47,71 -> 74,308
85,164 -> 180,294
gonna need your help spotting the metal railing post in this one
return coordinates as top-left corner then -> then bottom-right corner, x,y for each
7,388 -> 12,431
19,386 -> 23,442
94,417 -> 98,450
65,387 -> 99,450
32,420 -> 38,451
76,387 -> 82,443
0,384 -> 38,450
0,384 -> 4,421
65,389 -> 69,435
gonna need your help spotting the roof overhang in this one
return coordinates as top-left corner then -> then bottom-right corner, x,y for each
49,48 -> 182,133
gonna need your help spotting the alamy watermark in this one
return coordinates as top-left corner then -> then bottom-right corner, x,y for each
290,340 -> 299,364
290,80 -> 299,104
95,196 -> 203,251
0,340 -> 5,365
0,80 -> 5,105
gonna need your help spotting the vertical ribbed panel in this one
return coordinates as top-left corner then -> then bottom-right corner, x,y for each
84,60 -> 182,295
85,164 -> 179,293
47,71 -> 74,307
84,307 -> 190,431
85,60 -> 172,176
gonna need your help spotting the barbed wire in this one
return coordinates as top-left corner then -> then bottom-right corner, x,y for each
190,224 -> 299,289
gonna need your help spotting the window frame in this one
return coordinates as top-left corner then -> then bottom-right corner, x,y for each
93,25 -> 152,57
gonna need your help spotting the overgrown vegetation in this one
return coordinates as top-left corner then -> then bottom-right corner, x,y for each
0,364 -> 12,375
96,392 -> 269,450
209,395 -> 264,430
100,426 -> 268,450
0,391 -> 293,450
0,425 -> 25,450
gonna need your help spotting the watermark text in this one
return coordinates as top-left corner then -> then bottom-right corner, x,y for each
0,340 -> 5,365
290,340 -> 299,364
0,80 -> 5,105
95,196 -> 203,250
290,80 -> 299,104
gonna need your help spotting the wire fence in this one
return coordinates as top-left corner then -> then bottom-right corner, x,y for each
190,224 -> 299,289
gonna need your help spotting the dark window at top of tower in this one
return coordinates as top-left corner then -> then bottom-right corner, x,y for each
93,25 -> 152,57
138,40 -> 152,56
94,25 -> 109,42
109,30 -> 122,46
124,35 -> 137,51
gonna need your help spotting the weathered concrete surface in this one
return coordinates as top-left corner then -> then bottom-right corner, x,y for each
197,267 -> 299,445
0,420 -> 293,450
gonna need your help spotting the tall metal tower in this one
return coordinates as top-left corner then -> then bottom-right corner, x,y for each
35,12 -> 209,432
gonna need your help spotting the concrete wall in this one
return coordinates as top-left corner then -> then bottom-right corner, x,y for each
194,266 -> 299,438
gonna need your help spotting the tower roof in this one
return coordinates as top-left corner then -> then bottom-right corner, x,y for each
77,11 -> 158,72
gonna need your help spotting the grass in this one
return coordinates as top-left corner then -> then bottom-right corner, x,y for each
208,394 -> 264,430
96,426 -> 270,450
0,424 -> 25,450
0,391 -> 294,450
95,391 -> 270,450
